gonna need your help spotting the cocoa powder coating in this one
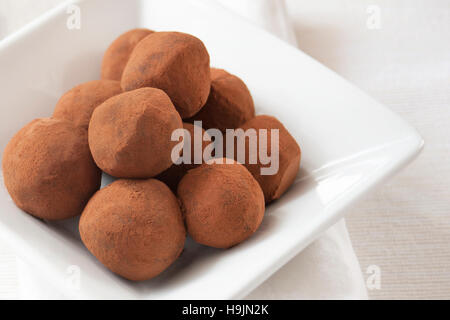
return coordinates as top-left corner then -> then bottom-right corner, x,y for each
2,118 -> 101,220
88,87 -> 183,178
79,178 -> 186,281
186,68 -> 255,132
156,122 -> 210,192
53,80 -> 122,130
238,115 -> 301,203
101,28 -> 154,81
121,32 -> 211,118
178,159 -> 265,249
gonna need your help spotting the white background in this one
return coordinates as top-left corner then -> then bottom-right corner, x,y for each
0,0 -> 449,299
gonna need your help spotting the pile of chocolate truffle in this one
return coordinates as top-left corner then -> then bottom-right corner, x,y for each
2,29 -> 301,281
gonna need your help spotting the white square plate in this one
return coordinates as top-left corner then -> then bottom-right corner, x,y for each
0,0 -> 423,299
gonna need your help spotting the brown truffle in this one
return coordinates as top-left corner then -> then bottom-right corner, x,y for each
186,68 -> 255,132
2,118 -> 101,220
88,87 -> 183,178
121,31 -> 211,118
237,115 -> 301,203
79,179 -> 186,281
156,122 -> 210,192
101,28 -> 154,81
53,80 -> 122,130
178,159 -> 265,249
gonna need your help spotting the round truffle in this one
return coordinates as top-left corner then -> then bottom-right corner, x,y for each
121,31 -> 211,118
101,28 -> 154,81
178,159 -> 265,249
2,118 -> 101,220
88,87 -> 183,178
237,115 -> 301,203
53,80 -> 122,129
79,179 -> 186,281
156,122 -> 211,192
186,68 -> 255,132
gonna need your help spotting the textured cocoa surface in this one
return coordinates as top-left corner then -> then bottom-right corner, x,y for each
186,68 -> 255,132
238,115 -> 301,203
156,122 -> 210,192
178,160 -> 265,249
101,28 -> 154,81
88,87 -> 182,178
53,80 -> 122,130
121,31 -> 211,118
2,118 -> 101,220
79,178 -> 186,281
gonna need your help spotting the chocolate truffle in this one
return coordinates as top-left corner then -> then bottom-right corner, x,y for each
121,31 -> 211,118
178,159 -> 265,249
237,115 -> 301,203
88,87 -> 183,178
79,179 -> 186,281
101,28 -> 154,81
2,118 -> 101,220
53,80 -> 122,129
186,68 -> 255,132
156,122 -> 210,192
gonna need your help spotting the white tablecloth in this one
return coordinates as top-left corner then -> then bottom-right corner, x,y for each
284,0 -> 450,299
